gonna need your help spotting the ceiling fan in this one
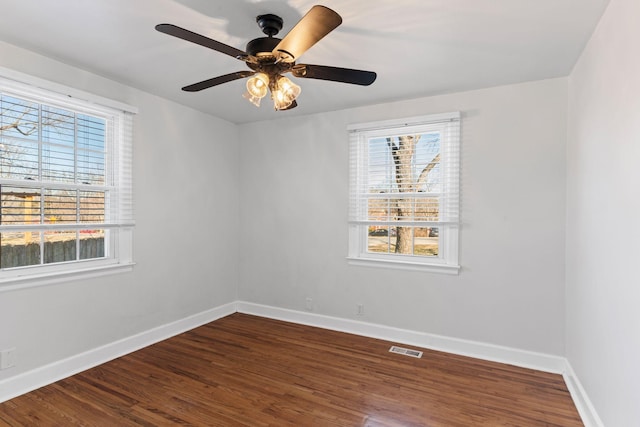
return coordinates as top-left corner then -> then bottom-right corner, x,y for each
156,5 -> 377,111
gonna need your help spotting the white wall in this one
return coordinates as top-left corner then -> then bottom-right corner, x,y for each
567,0 -> 640,424
239,78 -> 567,355
0,41 -> 240,381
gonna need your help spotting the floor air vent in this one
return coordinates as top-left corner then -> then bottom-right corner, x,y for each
389,346 -> 423,358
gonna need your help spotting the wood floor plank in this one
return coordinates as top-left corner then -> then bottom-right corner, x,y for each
0,313 -> 583,426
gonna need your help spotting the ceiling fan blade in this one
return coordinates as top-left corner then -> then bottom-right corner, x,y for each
292,64 -> 377,86
156,23 -> 251,61
272,5 -> 342,62
182,71 -> 255,92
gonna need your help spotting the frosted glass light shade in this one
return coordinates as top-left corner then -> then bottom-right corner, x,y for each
272,76 -> 301,110
243,73 -> 269,107
246,73 -> 269,98
243,92 -> 262,107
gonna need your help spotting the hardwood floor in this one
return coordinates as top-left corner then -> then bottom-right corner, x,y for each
0,313 -> 583,426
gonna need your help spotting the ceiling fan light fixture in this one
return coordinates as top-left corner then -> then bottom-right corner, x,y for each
272,91 -> 291,110
243,72 -> 269,106
271,75 -> 301,110
246,73 -> 269,97
279,76 -> 302,102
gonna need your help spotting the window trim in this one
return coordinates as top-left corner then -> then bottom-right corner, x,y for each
0,69 -> 136,290
347,112 -> 461,273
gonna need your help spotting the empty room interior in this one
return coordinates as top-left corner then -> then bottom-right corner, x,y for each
0,0 -> 638,425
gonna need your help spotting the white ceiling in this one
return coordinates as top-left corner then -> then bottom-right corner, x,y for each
0,0 -> 609,124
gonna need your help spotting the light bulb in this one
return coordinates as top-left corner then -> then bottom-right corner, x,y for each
277,76 -> 301,103
246,73 -> 268,98
272,76 -> 301,110
271,89 -> 291,110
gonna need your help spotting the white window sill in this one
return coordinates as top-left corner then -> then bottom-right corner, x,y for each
0,262 -> 135,293
347,257 -> 460,274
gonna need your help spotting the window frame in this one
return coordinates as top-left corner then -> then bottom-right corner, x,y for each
347,112 -> 461,274
0,70 -> 136,290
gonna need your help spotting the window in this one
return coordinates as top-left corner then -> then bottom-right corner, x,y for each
0,74 -> 135,287
348,112 -> 460,273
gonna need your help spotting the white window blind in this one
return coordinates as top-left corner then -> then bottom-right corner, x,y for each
0,74 -> 135,287
348,112 -> 460,272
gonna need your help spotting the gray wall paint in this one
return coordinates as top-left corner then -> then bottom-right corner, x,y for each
567,0 -> 640,424
0,37 -> 583,398
2,4 -> 636,422
239,78 -> 567,355
0,41 -> 240,380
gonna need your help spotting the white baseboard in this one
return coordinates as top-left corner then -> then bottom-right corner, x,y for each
236,301 -> 567,374
0,301 -> 237,403
563,362 -> 605,427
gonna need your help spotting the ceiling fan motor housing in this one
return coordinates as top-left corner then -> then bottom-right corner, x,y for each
246,36 -> 281,57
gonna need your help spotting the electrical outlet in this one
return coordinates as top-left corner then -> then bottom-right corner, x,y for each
305,297 -> 313,311
0,348 -> 15,370
356,303 -> 365,316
